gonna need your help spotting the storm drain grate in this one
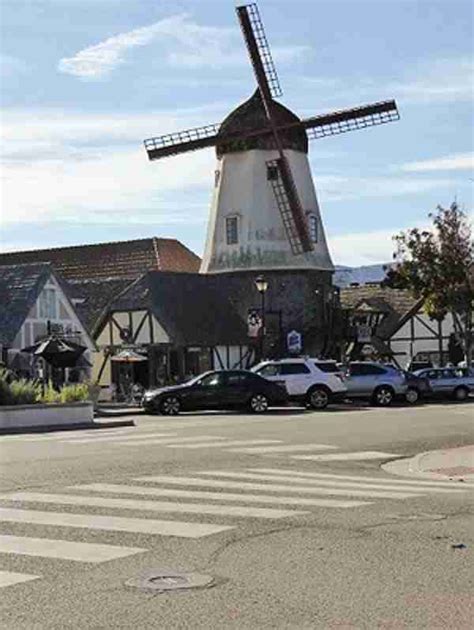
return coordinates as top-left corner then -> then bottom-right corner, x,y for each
126,570 -> 215,593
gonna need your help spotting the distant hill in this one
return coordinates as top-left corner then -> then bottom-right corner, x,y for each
333,263 -> 392,288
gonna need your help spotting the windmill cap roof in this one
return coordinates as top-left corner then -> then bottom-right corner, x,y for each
217,89 -> 308,155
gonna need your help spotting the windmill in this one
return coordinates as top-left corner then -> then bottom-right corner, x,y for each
143,2 -> 399,273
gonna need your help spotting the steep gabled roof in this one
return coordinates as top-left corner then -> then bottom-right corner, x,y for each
65,277 -> 135,335
109,271 -> 248,346
340,284 -> 422,340
0,263 -> 51,345
0,237 -> 201,281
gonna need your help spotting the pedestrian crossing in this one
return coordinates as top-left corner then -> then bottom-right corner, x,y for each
0,465 -> 471,591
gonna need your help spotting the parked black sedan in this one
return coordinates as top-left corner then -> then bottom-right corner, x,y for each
141,370 -> 288,415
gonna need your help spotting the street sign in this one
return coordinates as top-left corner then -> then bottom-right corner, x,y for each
287,330 -> 302,354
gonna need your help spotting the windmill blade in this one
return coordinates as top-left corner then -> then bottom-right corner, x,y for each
266,156 -> 313,254
236,3 -> 283,104
302,100 -> 399,140
144,122 -> 221,160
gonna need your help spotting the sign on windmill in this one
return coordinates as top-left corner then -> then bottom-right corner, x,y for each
143,3 -> 399,274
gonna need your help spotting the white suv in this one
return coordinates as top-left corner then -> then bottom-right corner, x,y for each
252,358 -> 347,409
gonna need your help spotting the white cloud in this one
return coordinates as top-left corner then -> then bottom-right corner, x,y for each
297,56 -> 474,109
399,153 -> 474,173
0,107 -> 221,229
314,173 -> 455,203
58,14 -> 310,79
328,228 -> 398,266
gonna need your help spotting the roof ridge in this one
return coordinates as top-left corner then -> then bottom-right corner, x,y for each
152,237 -> 162,270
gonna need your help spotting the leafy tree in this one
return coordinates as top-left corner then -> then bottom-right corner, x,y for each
384,202 -> 473,366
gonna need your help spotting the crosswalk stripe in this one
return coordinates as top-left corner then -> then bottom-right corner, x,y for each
71,483 -> 371,509
249,468 -> 474,488
175,440 -> 283,449
133,475 -> 422,500
196,471 -> 463,494
64,433 -> 181,444
292,451 -> 399,461
226,443 -> 337,454
0,570 -> 41,588
0,430 -> 177,444
0,493 -> 302,520
107,435 -> 226,446
0,535 -> 145,563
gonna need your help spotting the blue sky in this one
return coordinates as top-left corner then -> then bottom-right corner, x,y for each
1,0 -> 473,265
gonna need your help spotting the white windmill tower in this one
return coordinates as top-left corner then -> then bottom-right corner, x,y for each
143,3 -> 399,356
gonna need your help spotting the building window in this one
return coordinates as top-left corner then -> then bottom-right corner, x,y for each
308,214 -> 318,243
38,288 -> 56,319
226,216 -> 239,245
267,164 -> 279,181
214,170 -> 220,187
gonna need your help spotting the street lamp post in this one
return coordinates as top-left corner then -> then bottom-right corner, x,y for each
255,275 -> 269,361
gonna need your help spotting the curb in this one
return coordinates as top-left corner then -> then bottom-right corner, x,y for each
382,446 -> 474,482
0,419 -> 135,436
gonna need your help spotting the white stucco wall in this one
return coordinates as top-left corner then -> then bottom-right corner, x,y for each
200,148 -> 334,274
389,310 -> 457,368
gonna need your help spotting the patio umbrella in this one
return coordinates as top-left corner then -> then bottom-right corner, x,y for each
111,349 -> 148,363
21,336 -> 87,368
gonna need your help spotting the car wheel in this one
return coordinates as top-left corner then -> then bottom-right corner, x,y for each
453,386 -> 468,402
159,395 -> 181,415
249,393 -> 269,414
307,386 -> 329,410
372,386 -> 394,407
405,387 -> 420,405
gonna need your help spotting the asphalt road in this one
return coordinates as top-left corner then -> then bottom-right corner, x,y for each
0,401 -> 473,629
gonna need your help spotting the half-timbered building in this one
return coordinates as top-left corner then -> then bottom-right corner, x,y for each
341,283 -> 460,368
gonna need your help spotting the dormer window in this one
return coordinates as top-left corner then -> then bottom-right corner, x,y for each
308,214 -> 318,243
226,216 -> 239,245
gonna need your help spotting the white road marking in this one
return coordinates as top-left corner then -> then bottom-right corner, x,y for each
197,471 -> 463,494
64,433 -> 181,444
134,475 -> 422,500
226,443 -> 338,454
0,493 -> 302,520
0,535 -> 145,563
174,439 -> 283,449
108,435 -> 227,446
249,468 -> 474,488
292,451 -> 400,461
1,430 -> 177,444
0,570 -> 40,589
72,483 -> 371,509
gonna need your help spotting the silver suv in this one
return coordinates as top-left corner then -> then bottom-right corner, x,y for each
345,362 -> 409,406
413,367 -> 474,401
252,358 -> 347,409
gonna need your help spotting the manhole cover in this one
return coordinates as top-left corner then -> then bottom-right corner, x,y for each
126,570 -> 214,593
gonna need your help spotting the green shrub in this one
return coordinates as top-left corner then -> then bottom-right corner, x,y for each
0,369 -> 13,405
0,368 -> 41,406
59,383 -> 89,404
9,379 -> 41,405
41,381 -> 61,404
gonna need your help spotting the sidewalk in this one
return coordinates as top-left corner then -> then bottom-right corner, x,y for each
383,445 -> 474,482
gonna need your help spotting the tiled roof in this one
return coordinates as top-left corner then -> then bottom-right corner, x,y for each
340,284 -> 422,339
109,272 -> 248,347
0,263 -> 51,345
0,237 -> 201,281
